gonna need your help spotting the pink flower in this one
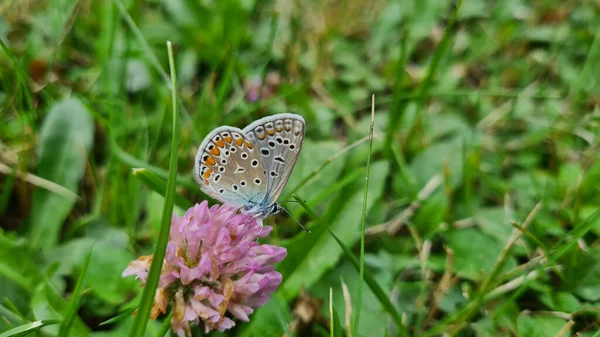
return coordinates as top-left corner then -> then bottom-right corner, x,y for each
122,201 -> 287,336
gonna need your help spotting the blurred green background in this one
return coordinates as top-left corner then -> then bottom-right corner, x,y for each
1,0 -> 600,336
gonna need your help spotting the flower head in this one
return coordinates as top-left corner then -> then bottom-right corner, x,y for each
123,201 -> 287,335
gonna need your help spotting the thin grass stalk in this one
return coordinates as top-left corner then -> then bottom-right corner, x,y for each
58,248 -> 92,336
129,41 -> 180,337
327,230 -> 410,337
353,95 -> 375,336
0,320 -> 61,337
156,311 -> 174,337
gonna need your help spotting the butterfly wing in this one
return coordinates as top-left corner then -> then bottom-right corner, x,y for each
194,126 -> 268,208
243,113 -> 305,206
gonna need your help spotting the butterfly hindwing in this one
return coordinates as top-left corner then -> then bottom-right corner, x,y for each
194,126 -> 268,208
243,113 -> 305,205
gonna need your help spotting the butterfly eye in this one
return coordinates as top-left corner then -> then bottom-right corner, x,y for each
268,140 -> 276,148
221,159 -> 227,164
219,189 -> 224,194
274,156 -> 285,163
254,178 -> 261,185
241,152 -> 248,159
290,144 -> 296,150
270,171 -> 278,177
240,180 -> 246,186
276,137 -> 283,144
251,160 -> 259,167
233,184 -> 238,191
261,149 -> 270,156
283,139 -> 290,145
230,147 -> 237,153
219,167 -> 225,172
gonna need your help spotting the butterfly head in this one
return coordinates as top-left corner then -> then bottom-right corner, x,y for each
241,202 -> 282,218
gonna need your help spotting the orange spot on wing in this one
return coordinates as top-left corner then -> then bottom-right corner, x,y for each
204,179 -> 209,185
245,141 -> 254,149
215,140 -> 225,148
225,136 -> 233,143
257,133 -> 266,140
267,129 -> 275,136
235,138 -> 244,146
276,126 -> 283,132
203,169 -> 212,179
206,157 -> 216,166
209,147 -> 220,156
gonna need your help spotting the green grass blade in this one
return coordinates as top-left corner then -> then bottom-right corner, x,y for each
0,320 -> 61,337
329,288 -> 342,337
353,95 -> 376,336
130,41 -> 181,337
552,207 -> 600,259
111,141 -> 197,190
328,230 -> 409,337
57,247 -> 92,336
156,311 -> 174,337
99,307 -> 136,326
133,168 -> 193,210
276,310 -> 293,337
286,136 -> 370,199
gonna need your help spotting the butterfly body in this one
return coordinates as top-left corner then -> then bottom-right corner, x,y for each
194,113 -> 305,219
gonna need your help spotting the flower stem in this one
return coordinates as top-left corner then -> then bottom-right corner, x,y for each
130,41 -> 180,337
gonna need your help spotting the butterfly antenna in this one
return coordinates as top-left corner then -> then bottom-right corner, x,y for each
280,206 -> 311,233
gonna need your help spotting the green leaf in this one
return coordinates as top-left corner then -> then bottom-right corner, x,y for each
327,233 -> 408,337
28,97 -> 94,250
133,168 -> 192,210
284,139 -> 346,203
239,294 -> 292,337
446,229 -> 516,281
0,235 -> 43,294
560,246 -> 600,301
31,284 -> 90,337
58,248 -> 92,336
0,320 -> 60,337
47,227 -> 136,307
474,207 -> 513,242
409,137 -> 464,188
516,314 -> 567,337
281,161 -> 390,298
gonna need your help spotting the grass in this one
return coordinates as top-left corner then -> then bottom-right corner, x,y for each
1,0 -> 600,337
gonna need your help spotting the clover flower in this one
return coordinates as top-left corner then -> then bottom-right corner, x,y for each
123,201 -> 287,336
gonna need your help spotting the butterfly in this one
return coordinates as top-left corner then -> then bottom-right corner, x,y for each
194,113 -> 305,220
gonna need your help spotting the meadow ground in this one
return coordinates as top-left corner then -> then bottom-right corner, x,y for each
1,0 -> 600,336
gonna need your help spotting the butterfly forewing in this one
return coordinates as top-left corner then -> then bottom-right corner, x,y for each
243,113 -> 305,205
194,126 -> 268,208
